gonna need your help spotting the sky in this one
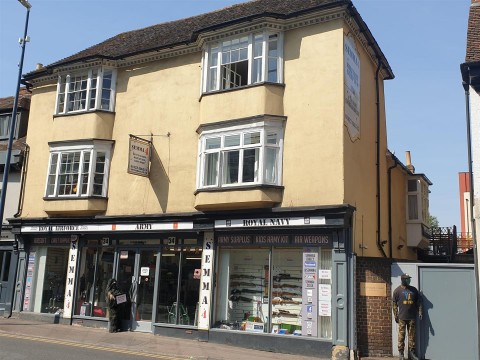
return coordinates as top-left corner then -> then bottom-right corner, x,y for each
0,0 -> 472,228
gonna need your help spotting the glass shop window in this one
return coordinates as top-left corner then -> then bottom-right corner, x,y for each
214,248 -> 270,332
29,247 -> 69,314
74,245 -> 115,317
271,248 -> 303,335
156,242 -> 202,326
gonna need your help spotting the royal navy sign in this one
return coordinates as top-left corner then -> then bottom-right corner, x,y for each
215,216 -> 326,228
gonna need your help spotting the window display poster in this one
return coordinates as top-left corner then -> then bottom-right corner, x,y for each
23,252 -> 36,311
319,300 -> 331,317
318,284 -> 331,300
63,240 -> 78,319
319,269 -> 331,280
198,232 -> 214,330
302,248 -> 318,337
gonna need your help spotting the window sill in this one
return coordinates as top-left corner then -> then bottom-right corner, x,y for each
43,197 -> 108,216
199,82 -> 285,101
194,185 -> 284,211
53,109 -> 115,119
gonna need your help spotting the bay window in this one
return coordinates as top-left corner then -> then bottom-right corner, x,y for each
203,31 -> 283,93
197,120 -> 284,189
55,67 -> 116,115
45,140 -> 112,198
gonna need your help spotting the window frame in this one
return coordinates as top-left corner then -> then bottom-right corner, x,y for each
197,120 -> 284,190
54,67 -> 117,115
202,31 -> 283,93
45,140 -> 112,199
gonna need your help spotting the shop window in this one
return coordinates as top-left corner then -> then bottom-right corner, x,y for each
156,241 -> 202,326
75,244 -> 114,318
213,246 -> 333,339
0,251 -> 11,282
214,248 -> 270,331
29,247 -> 69,314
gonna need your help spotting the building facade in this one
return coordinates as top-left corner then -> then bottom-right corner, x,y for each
10,0 -> 431,357
0,88 -> 30,317
461,0 -> 480,340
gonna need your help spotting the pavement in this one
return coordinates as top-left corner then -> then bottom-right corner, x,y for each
0,316 -> 397,360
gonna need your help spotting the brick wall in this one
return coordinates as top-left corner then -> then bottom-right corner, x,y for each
356,257 -> 392,357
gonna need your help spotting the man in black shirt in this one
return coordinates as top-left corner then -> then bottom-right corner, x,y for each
392,274 -> 423,360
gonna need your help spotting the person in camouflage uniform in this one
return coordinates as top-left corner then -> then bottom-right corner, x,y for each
392,274 -> 423,360
106,278 -> 122,333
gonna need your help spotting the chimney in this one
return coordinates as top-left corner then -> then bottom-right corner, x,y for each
405,151 -> 415,173
35,63 -> 43,70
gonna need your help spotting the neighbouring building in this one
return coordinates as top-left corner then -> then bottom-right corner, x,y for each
9,0 -> 432,358
460,0 -> 480,335
0,87 -> 30,317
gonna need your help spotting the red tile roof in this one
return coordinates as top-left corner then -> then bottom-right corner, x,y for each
0,88 -> 31,112
466,0 -> 480,62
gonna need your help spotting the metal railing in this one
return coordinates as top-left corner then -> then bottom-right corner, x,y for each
457,232 -> 474,254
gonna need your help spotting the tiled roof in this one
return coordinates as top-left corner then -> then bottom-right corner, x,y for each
466,0 -> 480,62
0,88 -> 31,112
25,0 -> 393,79
0,136 -> 27,152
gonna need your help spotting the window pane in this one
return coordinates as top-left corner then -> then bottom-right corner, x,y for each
213,248 -> 270,333
157,249 -> 180,324
223,151 -> 239,184
253,58 -> 262,84
267,132 -> 278,145
408,180 -> 417,192
210,47 -> 218,67
206,137 -> 221,150
0,115 -> 11,138
204,152 -> 219,186
408,195 -> 418,220
242,148 -> 259,183
265,148 -> 278,183
271,248 -> 303,335
268,58 -> 278,82
46,154 -> 58,196
58,152 -> 81,195
40,248 -> 69,313
244,132 -> 260,145
225,134 -> 240,147
93,152 -> 106,196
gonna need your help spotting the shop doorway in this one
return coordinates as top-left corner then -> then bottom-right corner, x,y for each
0,251 -> 15,316
116,248 -> 157,332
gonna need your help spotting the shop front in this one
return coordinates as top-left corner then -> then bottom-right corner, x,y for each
14,220 -> 205,333
0,226 -> 18,317
206,208 -> 354,357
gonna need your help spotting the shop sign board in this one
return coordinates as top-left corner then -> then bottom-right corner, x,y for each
127,135 -> 151,177
21,222 -> 193,233
216,233 -> 333,247
344,34 -> 361,141
63,239 -> 78,319
198,232 -> 214,330
302,249 -> 318,337
215,216 -> 326,228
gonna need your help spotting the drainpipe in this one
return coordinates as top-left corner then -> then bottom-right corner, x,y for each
462,75 -> 480,359
375,58 -> 387,258
387,157 -> 399,258
14,143 -> 29,218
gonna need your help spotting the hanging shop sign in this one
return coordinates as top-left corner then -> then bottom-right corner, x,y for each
344,34 -> 361,141
21,221 -> 193,233
216,233 -> 333,248
215,216 -> 326,228
127,135 -> 151,177
198,232 -> 214,330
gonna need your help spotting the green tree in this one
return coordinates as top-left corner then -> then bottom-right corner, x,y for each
428,214 -> 439,228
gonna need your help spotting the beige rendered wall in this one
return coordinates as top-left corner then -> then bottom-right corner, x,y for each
389,166 -> 417,260
280,20 -> 345,207
342,29 -> 390,258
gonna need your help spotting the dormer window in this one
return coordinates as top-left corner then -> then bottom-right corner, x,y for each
202,31 -> 283,93
55,67 -> 116,115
